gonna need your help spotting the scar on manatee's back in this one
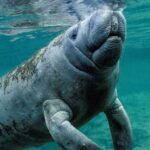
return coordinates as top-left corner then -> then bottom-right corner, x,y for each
1,47 -> 48,91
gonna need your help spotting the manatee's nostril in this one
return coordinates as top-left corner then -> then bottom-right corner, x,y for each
111,15 -> 118,33
71,32 -> 77,40
69,25 -> 79,40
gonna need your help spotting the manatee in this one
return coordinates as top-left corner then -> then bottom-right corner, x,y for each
0,4 -> 132,150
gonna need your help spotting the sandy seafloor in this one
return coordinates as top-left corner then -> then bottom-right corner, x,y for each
0,1 -> 150,150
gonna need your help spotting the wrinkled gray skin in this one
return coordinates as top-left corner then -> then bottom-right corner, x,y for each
0,8 -> 132,150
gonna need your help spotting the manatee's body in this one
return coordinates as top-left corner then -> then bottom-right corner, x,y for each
0,6 -> 132,150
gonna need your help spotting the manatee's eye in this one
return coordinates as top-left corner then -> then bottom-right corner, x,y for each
69,25 -> 79,40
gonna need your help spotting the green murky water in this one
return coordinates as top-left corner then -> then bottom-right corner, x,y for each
0,1 -> 150,150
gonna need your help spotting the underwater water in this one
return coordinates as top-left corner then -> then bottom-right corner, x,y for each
0,0 -> 150,150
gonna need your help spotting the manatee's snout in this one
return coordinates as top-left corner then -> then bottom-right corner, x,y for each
86,10 -> 126,51
68,8 -> 126,68
91,11 -> 126,67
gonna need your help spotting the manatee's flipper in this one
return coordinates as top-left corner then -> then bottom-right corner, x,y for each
105,98 -> 132,150
43,99 -> 102,150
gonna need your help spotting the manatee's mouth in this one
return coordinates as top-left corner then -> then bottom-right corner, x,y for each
75,35 -> 122,73
84,13 -> 124,68
91,35 -> 122,68
108,32 -> 123,43
78,34 -> 122,71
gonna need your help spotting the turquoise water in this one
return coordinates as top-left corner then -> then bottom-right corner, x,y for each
0,1 -> 150,150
